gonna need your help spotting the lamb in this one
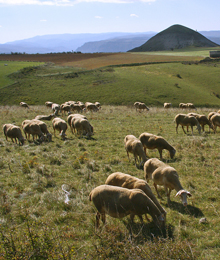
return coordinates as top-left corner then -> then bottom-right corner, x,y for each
144,158 -> 192,206
124,135 -> 147,167
89,185 -> 165,228
20,102 -> 29,108
73,117 -> 93,137
187,113 -> 213,132
34,114 -> 55,121
164,103 -> 172,109
52,117 -> 68,139
210,113 -> 220,133
134,102 -> 149,112
105,172 -> 166,219
174,113 -> 201,135
22,121 -> 45,142
139,132 -> 176,159
3,124 -> 25,145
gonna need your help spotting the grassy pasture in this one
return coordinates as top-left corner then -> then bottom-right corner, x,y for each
0,57 -> 220,107
0,105 -> 220,259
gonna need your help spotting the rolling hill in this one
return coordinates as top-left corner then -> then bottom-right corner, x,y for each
130,24 -> 219,52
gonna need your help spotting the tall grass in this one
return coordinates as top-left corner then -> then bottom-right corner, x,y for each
0,105 -> 219,259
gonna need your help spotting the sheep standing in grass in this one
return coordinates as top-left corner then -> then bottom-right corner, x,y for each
85,103 -> 99,112
124,135 -> 147,167
187,103 -> 196,109
89,185 -> 165,228
174,113 -> 201,135
61,104 -> 71,116
72,104 -> 83,113
3,124 -> 25,145
52,103 -> 60,116
20,102 -> 29,109
179,103 -> 187,109
105,172 -> 166,219
68,114 -> 87,134
52,118 -> 68,139
164,103 -> 172,109
210,113 -> 220,133
45,101 -> 53,108
187,113 -> 213,132
35,114 -> 55,121
134,102 -> 149,112
139,132 -> 176,160
22,121 -> 45,142
32,119 -> 52,141
144,158 -> 192,206
73,117 -> 93,137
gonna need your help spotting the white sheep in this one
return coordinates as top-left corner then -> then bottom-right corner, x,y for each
124,135 -> 147,167
174,113 -> 201,135
45,101 -> 53,108
187,103 -> 196,110
134,102 -> 149,112
139,132 -> 176,159
72,104 -> 83,113
20,102 -> 29,109
52,117 -> 68,139
60,104 -> 71,116
51,103 -> 60,116
68,114 -> 87,134
32,119 -> 52,142
105,172 -> 166,219
95,102 -> 101,109
179,103 -> 187,109
3,124 -> 25,145
144,158 -> 192,206
164,103 -> 172,109
89,185 -> 165,228
85,103 -> 99,112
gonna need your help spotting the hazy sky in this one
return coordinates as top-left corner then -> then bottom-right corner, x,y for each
0,0 -> 219,44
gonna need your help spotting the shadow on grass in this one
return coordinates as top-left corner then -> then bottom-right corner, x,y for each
169,201 -> 204,218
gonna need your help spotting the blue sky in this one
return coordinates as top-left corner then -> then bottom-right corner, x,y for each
0,0 -> 220,44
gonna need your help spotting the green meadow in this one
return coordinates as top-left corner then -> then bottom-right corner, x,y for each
0,51 -> 220,259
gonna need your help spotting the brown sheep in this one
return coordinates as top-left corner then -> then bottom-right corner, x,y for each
139,132 -> 176,159
187,113 -> 213,132
52,118 -> 68,139
3,124 -> 25,145
105,172 -> 166,219
73,117 -> 93,137
20,102 -> 29,108
124,135 -> 147,167
144,158 -> 192,206
89,185 -> 165,228
174,113 -> 201,135
134,102 -> 149,112
210,113 -> 220,133
164,103 -> 172,109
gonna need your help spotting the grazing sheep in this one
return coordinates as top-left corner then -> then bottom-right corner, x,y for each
52,117 -> 68,139
32,119 -> 52,142
174,113 -> 201,135
208,112 -> 217,121
3,124 -> 25,145
22,121 -> 45,142
187,103 -> 196,109
124,135 -> 147,167
20,102 -> 29,109
60,104 -> 71,116
34,114 -> 55,121
45,101 -> 53,108
179,103 -> 187,109
210,113 -> 220,133
139,132 -> 176,159
95,102 -> 101,109
144,158 -> 192,206
85,103 -> 99,112
68,114 -> 87,134
77,101 -> 85,110
51,103 -> 60,116
72,104 -> 83,113
105,172 -> 166,219
134,102 -> 149,112
164,103 -> 172,109
187,113 -> 213,132
89,185 -> 165,228
73,117 -> 93,137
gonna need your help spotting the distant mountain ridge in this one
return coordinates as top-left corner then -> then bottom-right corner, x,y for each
130,25 -> 219,52
0,26 -> 220,54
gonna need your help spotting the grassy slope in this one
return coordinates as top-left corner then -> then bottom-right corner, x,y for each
0,59 -> 220,107
0,105 -> 220,259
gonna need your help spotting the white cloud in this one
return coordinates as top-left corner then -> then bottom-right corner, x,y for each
95,16 -> 103,19
130,14 -> 138,17
40,19 -> 47,22
0,0 -> 156,6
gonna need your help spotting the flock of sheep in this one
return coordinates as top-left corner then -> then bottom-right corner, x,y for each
3,100 -> 220,231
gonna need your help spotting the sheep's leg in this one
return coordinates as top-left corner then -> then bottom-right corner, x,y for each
176,124 -> 179,133
158,149 -> 163,160
126,151 -> 130,161
191,126 -> 194,135
165,187 -> 171,206
154,183 -> 162,199
95,212 -> 101,228
181,125 -> 186,134
101,213 -> 106,225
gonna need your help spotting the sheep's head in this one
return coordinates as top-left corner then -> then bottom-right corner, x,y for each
197,124 -> 202,134
170,149 -> 176,159
175,189 -> 192,206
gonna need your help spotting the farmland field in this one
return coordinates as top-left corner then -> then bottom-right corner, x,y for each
0,50 -> 220,259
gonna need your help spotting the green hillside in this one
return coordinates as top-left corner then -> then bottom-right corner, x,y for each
0,58 -> 220,107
